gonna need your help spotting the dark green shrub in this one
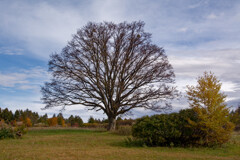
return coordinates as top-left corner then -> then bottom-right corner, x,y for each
132,109 -> 199,146
88,116 -> 95,123
178,109 -> 200,145
0,126 -> 15,139
0,124 -> 28,140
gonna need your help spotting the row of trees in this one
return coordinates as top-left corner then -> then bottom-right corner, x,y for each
0,108 -> 136,128
0,108 -> 38,127
1,102 -> 239,130
0,108 -> 85,127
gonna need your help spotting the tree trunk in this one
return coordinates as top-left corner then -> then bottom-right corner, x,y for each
107,117 -> 116,131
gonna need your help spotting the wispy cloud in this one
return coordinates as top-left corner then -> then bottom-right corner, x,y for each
206,13 -> 218,19
0,47 -> 23,55
188,0 -> 208,9
0,67 -> 48,90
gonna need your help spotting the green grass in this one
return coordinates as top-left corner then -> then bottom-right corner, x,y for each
0,128 -> 239,160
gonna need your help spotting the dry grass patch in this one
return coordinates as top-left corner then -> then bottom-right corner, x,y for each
0,129 -> 239,160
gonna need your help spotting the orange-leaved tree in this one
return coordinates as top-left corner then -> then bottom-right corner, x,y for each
23,117 -> 32,127
186,72 -> 234,146
47,117 -> 58,126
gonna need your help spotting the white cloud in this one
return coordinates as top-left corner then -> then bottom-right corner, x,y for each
0,73 -> 28,87
0,1 -> 86,59
0,67 -> 48,90
207,13 -> 217,19
0,0 -> 128,59
221,81 -> 239,92
188,0 -> 208,9
0,47 -> 23,55
178,27 -> 188,32
1,0 -> 240,59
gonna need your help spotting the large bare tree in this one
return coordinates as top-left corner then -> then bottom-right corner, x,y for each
41,21 -> 177,130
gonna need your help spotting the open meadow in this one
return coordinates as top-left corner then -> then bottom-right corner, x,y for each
0,128 -> 239,160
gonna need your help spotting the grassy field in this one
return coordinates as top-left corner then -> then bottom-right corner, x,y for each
0,128 -> 239,160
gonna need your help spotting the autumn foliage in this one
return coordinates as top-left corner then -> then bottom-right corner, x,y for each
24,117 -> 32,127
47,117 -> 58,127
186,72 -> 234,146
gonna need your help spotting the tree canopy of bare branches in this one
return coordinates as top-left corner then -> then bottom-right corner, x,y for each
41,21 -> 177,130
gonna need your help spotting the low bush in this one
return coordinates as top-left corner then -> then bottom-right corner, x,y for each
0,126 -> 15,139
0,123 -> 28,140
132,109 -> 200,147
14,125 -> 28,138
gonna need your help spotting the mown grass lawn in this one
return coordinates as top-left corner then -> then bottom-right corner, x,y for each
0,128 -> 239,160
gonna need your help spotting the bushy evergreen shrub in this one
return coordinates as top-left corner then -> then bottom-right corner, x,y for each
0,124 -> 27,140
0,127 -> 15,139
132,109 -> 198,146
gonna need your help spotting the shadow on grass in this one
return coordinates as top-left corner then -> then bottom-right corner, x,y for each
109,136 -> 236,151
109,136 -> 146,148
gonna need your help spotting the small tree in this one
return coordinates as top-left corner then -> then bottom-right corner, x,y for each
68,115 -> 75,126
57,113 -> 65,126
88,116 -> 95,123
1,108 -> 13,123
38,113 -> 48,124
47,117 -> 58,127
14,110 -> 21,121
24,117 -> 32,127
186,72 -> 234,146
74,116 -> 83,127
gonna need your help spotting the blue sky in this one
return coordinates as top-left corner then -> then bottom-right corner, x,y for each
0,0 -> 240,121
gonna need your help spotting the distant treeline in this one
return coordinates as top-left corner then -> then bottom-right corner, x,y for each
0,107 -> 135,128
1,106 -> 239,130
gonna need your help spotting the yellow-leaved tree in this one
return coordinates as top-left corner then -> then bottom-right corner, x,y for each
186,72 -> 234,146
